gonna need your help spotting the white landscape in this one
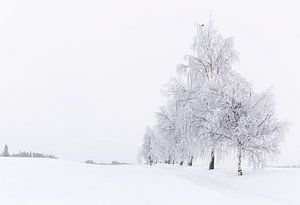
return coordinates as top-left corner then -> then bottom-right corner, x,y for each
0,158 -> 299,205
0,0 -> 300,204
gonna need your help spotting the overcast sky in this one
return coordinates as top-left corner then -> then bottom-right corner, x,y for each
0,0 -> 299,164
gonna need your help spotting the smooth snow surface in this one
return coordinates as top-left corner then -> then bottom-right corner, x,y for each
0,158 -> 299,205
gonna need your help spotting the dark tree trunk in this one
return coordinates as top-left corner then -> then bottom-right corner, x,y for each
187,156 -> 193,166
166,156 -> 171,164
209,150 -> 215,170
149,156 -> 153,166
237,146 -> 243,176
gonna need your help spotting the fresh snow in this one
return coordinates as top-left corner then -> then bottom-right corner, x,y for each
0,158 -> 299,205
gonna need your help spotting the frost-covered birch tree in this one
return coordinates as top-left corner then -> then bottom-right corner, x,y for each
176,20 -> 239,169
208,72 -> 286,175
142,127 -> 155,165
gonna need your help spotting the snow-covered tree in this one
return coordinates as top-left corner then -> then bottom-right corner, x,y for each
175,20 -> 239,169
208,72 -> 286,175
142,127 -> 156,165
154,104 -> 178,164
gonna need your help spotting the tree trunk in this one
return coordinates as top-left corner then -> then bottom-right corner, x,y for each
209,150 -> 215,170
166,156 -> 171,164
187,156 -> 193,166
237,145 -> 243,176
154,156 -> 158,164
149,156 -> 153,166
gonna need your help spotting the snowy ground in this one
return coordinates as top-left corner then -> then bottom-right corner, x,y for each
0,158 -> 299,205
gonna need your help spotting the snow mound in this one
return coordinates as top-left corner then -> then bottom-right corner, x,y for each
0,158 -> 299,205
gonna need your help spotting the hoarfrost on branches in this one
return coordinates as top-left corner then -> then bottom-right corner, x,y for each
141,20 -> 287,175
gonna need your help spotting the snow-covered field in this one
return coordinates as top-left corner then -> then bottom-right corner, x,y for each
0,158 -> 299,205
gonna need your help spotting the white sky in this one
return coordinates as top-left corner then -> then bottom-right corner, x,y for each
0,0 -> 299,164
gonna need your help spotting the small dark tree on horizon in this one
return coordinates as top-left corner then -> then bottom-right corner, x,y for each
2,144 -> 10,157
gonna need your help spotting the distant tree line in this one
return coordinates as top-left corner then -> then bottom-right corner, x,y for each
141,20 -> 287,175
85,160 -> 131,165
0,145 -> 58,159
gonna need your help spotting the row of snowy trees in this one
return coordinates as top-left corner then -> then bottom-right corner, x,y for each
141,21 -> 286,175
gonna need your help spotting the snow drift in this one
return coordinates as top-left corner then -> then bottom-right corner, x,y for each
0,158 -> 299,205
